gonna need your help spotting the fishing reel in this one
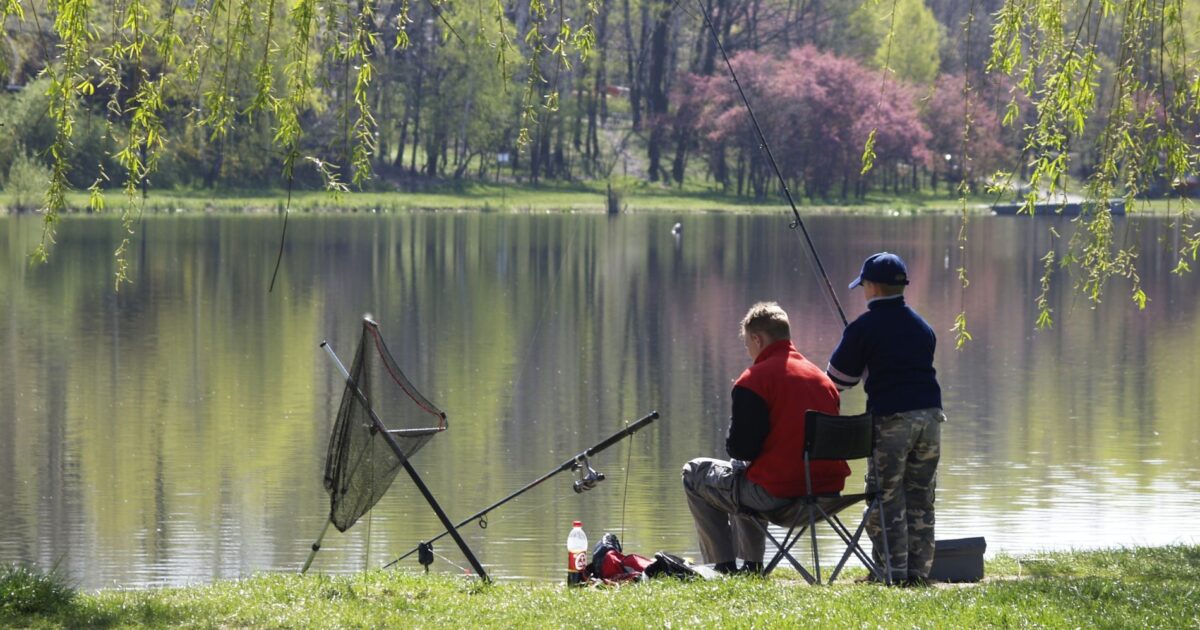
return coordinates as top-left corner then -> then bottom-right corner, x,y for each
417,542 -> 434,572
572,456 -> 606,493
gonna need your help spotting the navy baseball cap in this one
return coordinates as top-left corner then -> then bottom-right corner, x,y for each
848,252 -> 910,289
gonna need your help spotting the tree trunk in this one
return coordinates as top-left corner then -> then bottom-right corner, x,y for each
206,139 -> 224,188
597,6 -> 610,126
736,153 -> 745,196
376,66 -> 390,169
586,86 -> 599,173
646,2 -> 672,182
394,110 -> 408,169
409,74 -> 422,175
671,120 -> 688,185
714,144 -> 728,191
624,0 -> 647,130
588,6 -> 610,173
699,0 -> 726,75
424,136 -> 438,177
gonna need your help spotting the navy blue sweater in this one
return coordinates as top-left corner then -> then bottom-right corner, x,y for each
826,295 -> 942,415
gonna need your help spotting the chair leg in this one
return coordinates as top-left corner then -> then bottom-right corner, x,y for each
809,505 -> 821,585
876,498 -> 892,585
865,445 -> 893,586
774,528 -> 816,582
756,520 -> 815,582
763,528 -> 804,577
827,511 -> 878,583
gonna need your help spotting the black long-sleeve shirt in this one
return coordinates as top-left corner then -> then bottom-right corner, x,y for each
722,339 -> 848,497
726,385 -> 770,460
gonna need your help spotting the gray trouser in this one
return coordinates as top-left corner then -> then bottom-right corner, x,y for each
681,458 -> 792,565
865,408 -> 945,580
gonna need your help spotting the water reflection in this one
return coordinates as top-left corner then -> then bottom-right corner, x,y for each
1,212 -> 1198,589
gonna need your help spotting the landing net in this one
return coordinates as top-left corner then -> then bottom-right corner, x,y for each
323,318 -> 447,532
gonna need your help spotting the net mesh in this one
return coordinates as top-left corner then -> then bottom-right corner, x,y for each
323,319 -> 446,532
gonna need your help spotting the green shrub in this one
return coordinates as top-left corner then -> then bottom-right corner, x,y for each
0,564 -> 76,615
5,150 -> 51,212
0,81 -> 55,180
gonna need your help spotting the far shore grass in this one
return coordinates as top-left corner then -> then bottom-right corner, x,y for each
4,545 -> 1198,628
4,180 -> 1193,216
2,181 -> 993,215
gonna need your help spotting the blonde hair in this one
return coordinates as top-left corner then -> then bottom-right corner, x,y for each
740,302 -> 791,341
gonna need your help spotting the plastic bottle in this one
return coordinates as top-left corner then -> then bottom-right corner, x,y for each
566,520 -> 588,587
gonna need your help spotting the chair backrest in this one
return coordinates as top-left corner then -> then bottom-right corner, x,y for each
804,411 -> 873,461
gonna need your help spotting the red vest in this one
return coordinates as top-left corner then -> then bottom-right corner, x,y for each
738,340 -> 849,496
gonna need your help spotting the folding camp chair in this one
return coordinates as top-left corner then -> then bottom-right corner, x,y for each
748,411 -> 893,585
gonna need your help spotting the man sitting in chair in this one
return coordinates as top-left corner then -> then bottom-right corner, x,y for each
682,302 -> 850,574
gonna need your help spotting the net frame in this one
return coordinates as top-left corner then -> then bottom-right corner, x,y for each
361,319 -> 446,435
322,318 -> 446,532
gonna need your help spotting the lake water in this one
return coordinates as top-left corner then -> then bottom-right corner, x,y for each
1,211 -> 1198,589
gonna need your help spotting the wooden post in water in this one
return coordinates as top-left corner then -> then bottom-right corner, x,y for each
606,182 -> 622,215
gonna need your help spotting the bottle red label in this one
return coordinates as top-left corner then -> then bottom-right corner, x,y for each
568,550 -> 587,573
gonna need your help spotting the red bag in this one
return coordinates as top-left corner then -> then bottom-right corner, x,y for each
596,549 -> 653,582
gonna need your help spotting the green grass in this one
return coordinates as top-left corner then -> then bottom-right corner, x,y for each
0,180 -> 1006,216
4,546 -> 1198,628
2,179 -> 1198,216
4,180 -> 1197,216
0,564 -> 75,617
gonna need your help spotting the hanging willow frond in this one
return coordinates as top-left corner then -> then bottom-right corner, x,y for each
990,0 -> 1199,325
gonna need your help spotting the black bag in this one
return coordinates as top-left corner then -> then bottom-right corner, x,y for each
643,552 -> 701,579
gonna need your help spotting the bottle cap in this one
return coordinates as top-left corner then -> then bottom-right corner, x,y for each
573,521 -> 582,527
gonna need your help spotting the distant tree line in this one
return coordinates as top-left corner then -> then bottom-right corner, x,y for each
0,0 -> 1019,200
4,0 -> 1196,202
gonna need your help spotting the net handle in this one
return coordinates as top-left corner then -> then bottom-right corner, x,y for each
321,340 -> 353,381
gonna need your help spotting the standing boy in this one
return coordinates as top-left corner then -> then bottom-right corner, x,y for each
826,252 -> 945,586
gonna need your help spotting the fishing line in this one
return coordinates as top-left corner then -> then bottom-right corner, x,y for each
693,0 -> 848,327
619,432 -> 633,540
364,490 -> 373,571
429,547 -> 470,574
364,443 -> 377,571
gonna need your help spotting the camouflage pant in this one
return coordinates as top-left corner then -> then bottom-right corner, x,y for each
866,408 -> 945,581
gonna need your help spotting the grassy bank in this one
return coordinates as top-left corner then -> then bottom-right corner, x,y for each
4,181 -> 1195,216
6,177 -> 1200,219
4,546 -> 1198,628
0,180 -> 1007,215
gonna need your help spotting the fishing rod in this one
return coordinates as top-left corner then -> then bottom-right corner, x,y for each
695,0 -> 848,328
384,410 -> 661,569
